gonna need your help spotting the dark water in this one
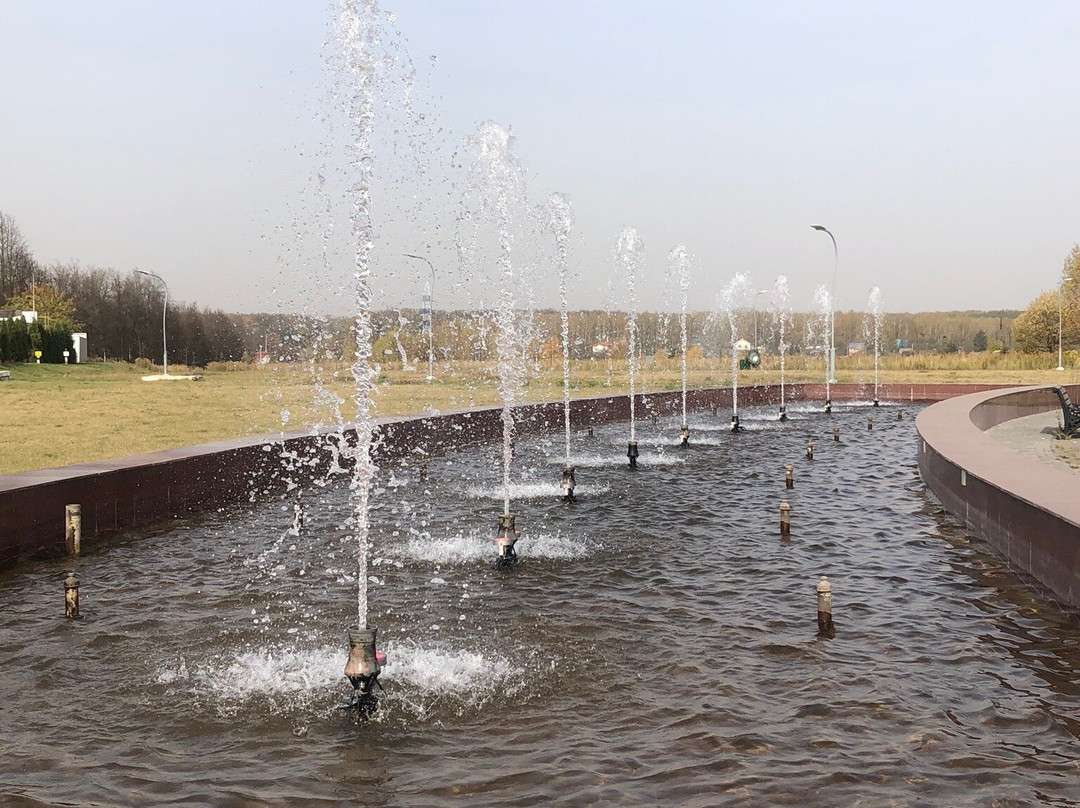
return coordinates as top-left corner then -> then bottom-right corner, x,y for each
2,402 -> 1079,807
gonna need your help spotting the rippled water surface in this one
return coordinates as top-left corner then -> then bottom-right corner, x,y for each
2,402 -> 1080,807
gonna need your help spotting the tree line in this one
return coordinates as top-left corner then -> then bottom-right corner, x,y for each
2,208 -> 1027,367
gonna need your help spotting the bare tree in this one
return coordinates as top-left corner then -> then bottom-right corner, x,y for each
0,212 -> 37,304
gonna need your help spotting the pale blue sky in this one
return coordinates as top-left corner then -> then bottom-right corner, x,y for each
1,1 -> 1078,314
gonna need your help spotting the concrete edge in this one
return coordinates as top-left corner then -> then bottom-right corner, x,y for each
916,385 -> 1080,607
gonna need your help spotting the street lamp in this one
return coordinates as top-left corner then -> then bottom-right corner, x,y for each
1058,275 -> 1074,371
811,225 -> 838,383
403,253 -> 436,381
135,269 -> 169,376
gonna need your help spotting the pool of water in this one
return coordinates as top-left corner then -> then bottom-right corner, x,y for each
2,402 -> 1079,806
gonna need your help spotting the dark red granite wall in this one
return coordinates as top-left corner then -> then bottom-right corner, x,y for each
917,385 -> 1080,608
0,382 -> 1011,567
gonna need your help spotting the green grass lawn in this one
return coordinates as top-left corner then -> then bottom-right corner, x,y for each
1,354 -> 1077,475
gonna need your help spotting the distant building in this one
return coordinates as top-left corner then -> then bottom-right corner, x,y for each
71,333 -> 87,363
591,342 -> 611,357
733,338 -> 753,352
0,309 -> 37,324
847,342 -> 865,355
895,338 -> 914,357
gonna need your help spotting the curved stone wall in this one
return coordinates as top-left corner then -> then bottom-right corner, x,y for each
917,385 -> 1080,608
0,382 -> 1009,567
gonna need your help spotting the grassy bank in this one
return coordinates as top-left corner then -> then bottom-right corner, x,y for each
1,353 -> 1077,475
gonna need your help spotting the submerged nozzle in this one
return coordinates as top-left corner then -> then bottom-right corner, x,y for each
344,625 -> 384,711
873,398 -> 880,408
680,424 -> 690,446
627,440 -> 639,468
825,399 -> 832,415
778,405 -> 787,422
560,467 -> 576,502
494,512 -> 519,567
731,414 -> 742,433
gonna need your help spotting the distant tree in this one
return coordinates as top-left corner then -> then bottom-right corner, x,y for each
3,283 -> 79,331
0,212 -> 37,303
972,329 -> 988,352
1013,291 -> 1059,352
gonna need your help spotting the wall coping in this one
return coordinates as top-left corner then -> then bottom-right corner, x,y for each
916,385 -> 1080,527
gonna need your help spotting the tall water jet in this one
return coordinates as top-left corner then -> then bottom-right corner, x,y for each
616,227 -> 645,465
771,276 -> 791,421
545,192 -> 576,496
334,0 -> 387,708
461,121 -> 528,562
811,284 -> 832,413
668,246 -> 692,442
868,286 -> 883,406
722,274 -> 750,432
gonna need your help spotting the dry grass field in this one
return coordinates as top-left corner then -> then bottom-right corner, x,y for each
1,351 -> 1078,475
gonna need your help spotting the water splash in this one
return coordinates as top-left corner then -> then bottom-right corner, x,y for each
668,246 -> 692,425
868,286 -> 883,401
721,274 -> 751,417
770,276 -> 791,412
810,284 -> 832,403
615,228 -> 645,441
545,193 -> 575,465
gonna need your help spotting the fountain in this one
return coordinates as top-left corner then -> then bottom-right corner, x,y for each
668,245 -> 692,443
616,227 -> 645,465
811,284 -> 832,413
868,286 -> 883,406
335,0 -> 386,710
459,121 -> 529,565
771,275 -> 791,421
722,274 -> 751,431
545,192 -> 576,498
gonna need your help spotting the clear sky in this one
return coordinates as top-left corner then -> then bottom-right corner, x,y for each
2,0 -> 1078,315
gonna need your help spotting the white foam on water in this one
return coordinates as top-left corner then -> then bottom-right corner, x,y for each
553,452 -> 684,468
402,529 -> 592,563
464,481 -> 610,500
384,643 -> 519,696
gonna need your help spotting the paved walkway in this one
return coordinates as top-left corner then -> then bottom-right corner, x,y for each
986,410 -> 1080,473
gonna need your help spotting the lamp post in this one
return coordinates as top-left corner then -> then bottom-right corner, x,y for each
403,253 -> 436,381
1058,275 -> 1074,371
135,269 -> 168,376
811,225 -> 838,383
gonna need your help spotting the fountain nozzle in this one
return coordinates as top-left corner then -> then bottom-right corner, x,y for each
680,424 -> 690,446
731,414 -> 742,433
494,512 -> 519,567
825,399 -> 832,415
778,405 -> 787,422
873,398 -> 879,408
344,625 -> 384,711
560,467 -> 576,502
627,441 -> 639,468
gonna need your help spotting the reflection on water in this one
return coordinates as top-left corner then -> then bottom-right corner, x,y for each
1,402 -> 1079,807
